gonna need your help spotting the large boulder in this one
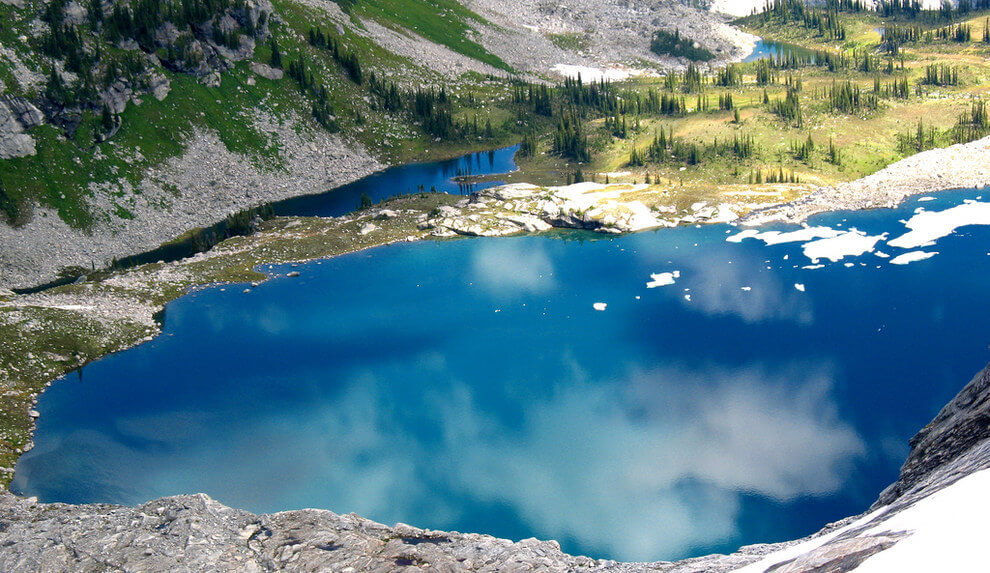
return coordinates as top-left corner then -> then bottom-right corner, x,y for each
0,96 -> 43,159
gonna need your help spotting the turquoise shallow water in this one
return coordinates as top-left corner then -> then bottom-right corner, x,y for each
13,188 -> 990,562
743,39 -> 820,63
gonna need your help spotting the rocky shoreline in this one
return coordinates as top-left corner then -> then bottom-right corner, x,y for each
741,135 -> 990,227
0,114 -> 383,292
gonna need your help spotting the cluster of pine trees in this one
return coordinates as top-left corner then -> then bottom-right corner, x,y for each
749,166 -> 800,184
828,80 -> 879,113
790,134 -> 815,161
769,87 -> 803,126
922,64 -> 959,86
552,110 -> 590,162
882,21 -> 977,54
953,99 -> 990,143
873,75 -> 911,99
307,27 -> 363,85
898,118 -> 939,152
636,128 -> 756,168
876,0 -> 990,23
649,29 -> 715,62
758,0 -> 846,41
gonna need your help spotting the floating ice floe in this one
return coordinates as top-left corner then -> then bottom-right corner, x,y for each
890,251 -> 939,265
917,196 -> 936,202
646,270 -> 680,288
684,294 -> 692,302
741,286 -> 752,291
593,302 -> 608,311
888,201 -> 990,249
802,264 -> 825,270
726,226 -> 843,245
802,230 -> 887,263
874,251 -> 890,258
794,284 -> 806,292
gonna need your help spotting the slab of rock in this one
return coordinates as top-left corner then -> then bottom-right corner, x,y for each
249,62 -> 284,81
874,361 -> 990,507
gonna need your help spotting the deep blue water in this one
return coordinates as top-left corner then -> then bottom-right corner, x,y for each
13,189 -> 990,562
271,144 -> 519,217
743,39 -> 820,63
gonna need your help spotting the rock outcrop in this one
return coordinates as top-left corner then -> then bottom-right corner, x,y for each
0,96 -> 44,159
873,362 -> 990,507
418,182 -> 737,238
1,362 -> 988,572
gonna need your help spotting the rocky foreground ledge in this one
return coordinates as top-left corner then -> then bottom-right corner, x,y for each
1,364 -> 988,572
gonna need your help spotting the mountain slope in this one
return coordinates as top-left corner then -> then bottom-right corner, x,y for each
0,0 -> 755,290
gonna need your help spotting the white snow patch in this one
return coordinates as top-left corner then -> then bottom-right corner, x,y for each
646,270 -> 680,288
726,229 -> 760,243
552,64 -> 654,83
888,201 -> 990,249
853,468 -> 990,572
727,226 -> 843,245
890,251 -> 938,265
802,230 -> 887,263
741,467 -> 990,573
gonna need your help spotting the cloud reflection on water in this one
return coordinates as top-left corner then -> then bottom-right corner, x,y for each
119,355 -> 859,561
676,249 -> 814,325
39,355 -> 864,562
471,240 -> 557,296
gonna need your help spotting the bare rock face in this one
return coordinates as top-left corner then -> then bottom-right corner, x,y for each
874,362 -> 990,507
0,96 -> 44,159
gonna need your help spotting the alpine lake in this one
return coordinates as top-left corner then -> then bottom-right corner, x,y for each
12,146 -> 990,562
